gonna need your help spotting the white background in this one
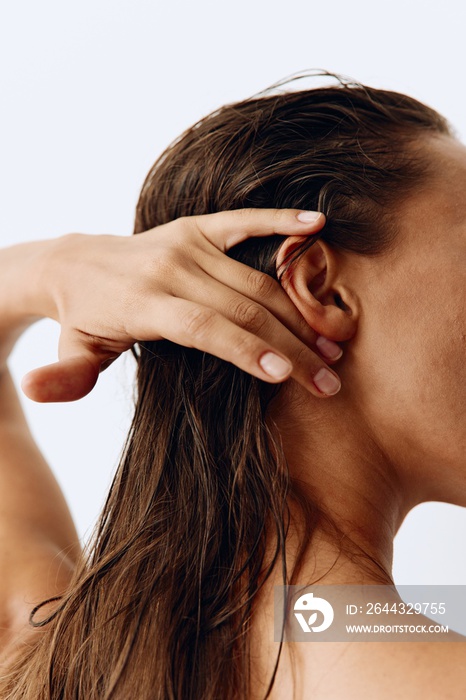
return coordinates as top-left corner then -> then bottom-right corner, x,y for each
1,0 -> 466,585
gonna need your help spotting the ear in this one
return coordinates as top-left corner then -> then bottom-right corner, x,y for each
275,236 -> 358,342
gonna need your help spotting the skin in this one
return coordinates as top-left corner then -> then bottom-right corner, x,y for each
249,133 -> 466,698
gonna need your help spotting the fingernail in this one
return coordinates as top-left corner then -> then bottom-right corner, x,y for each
316,335 -> 343,360
296,211 -> 323,223
259,352 -> 293,379
313,368 -> 341,395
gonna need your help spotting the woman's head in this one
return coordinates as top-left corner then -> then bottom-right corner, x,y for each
5,75 -> 460,700
135,75 -> 465,503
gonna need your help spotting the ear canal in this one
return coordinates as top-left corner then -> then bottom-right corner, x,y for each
334,292 -> 352,314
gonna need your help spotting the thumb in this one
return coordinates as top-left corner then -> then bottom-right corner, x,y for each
21,330 -> 108,402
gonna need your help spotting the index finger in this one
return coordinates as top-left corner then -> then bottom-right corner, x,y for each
189,208 -> 325,251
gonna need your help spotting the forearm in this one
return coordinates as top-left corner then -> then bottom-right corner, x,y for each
0,368 -> 79,550
0,244 -> 81,572
0,238 -> 58,481
0,364 -> 81,633
0,239 -> 52,368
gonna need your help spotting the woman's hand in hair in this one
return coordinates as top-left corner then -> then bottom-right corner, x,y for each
21,209 -> 343,402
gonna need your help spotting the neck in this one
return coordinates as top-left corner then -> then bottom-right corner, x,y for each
265,380 -> 415,586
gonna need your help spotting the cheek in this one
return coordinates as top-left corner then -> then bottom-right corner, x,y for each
402,291 -> 466,405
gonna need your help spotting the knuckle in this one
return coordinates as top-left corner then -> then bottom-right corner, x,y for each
225,207 -> 256,229
172,214 -> 190,229
231,330 -> 257,358
183,215 -> 201,234
236,207 -> 255,222
181,216 -> 211,247
271,208 -> 285,226
145,248 -> 180,278
231,299 -> 269,334
167,215 -> 200,244
246,268 -> 276,298
181,306 -> 216,338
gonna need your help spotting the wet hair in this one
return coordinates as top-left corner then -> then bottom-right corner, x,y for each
1,72 -> 452,699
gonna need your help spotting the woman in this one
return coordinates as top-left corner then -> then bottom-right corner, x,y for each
1,74 -> 466,698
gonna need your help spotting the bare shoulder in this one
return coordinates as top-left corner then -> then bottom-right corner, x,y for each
248,572 -> 466,699
293,637 -> 466,700
0,367 -> 81,673
250,625 -> 466,699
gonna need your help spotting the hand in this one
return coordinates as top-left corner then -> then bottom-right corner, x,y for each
22,208 -> 346,402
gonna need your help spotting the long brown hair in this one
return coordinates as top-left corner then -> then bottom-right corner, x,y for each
1,72 -> 451,699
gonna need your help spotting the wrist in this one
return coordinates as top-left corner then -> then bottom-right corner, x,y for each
0,238 -> 55,365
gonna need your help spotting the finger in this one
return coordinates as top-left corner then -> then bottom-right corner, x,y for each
21,330 -> 113,403
192,253 -> 320,351
181,275 -> 342,393
133,296 -> 341,398
21,356 -> 99,403
187,252 -> 351,361
188,208 -> 325,251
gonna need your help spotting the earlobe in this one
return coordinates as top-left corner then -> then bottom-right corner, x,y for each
275,236 -> 358,342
